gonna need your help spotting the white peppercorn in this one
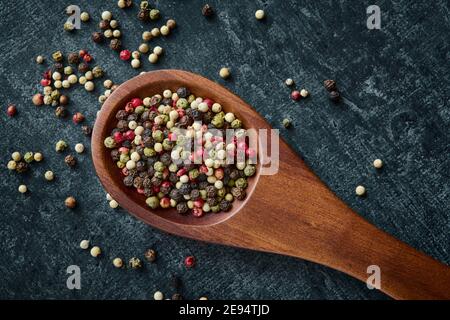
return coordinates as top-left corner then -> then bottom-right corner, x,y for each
285,78 -> 294,86
75,143 -> 85,154
255,9 -> 265,20
12,152 -> 21,161
36,55 -> 45,64
7,161 -> 16,170
80,239 -> 90,250
373,159 -> 383,169
103,79 -> 113,88
113,258 -> 123,268
62,80 -> 70,89
84,81 -> 95,91
68,74 -> 78,84
34,152 -> 43,162
142,31 -> 152,41
44,170 -> 54,181
138,43 -> 149,53
132,51 -> 140,59
113,29 -> 121,38
153,46 -> 163,56
104,29 -> 113,38
110,19 -> 119,29
90,246 -> 101,257
355,185 -> 366,196
151,27 -> 160,37
80,12 -> 90,22
219,67 -> 230,79
153,291 -> 164,300
18,184 -> 27,193
101,11 -> 112,21
160,25 -> 170,36
109,200 -> 119,208
79,76 -> 87,85
300,89 -> 309,97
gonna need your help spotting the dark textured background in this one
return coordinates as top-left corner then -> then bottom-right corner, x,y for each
0,0 -> 448,300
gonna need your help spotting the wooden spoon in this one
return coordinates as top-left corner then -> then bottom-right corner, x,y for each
92,70 -> 450,299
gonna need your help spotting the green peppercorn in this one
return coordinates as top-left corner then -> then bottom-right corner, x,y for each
235,177 -> 248,189
144,147 -> 156,157
52,50 -> 63,62
169,163 -> 178,172
104,136 -> 117,149
211,205 -> 220,213
211,112 -> 225,128
146,196 -> 159,209
135,106 -> 145,114
176,98 -> 188,109
119,154 -> 130,163
244,165 -> 256,177
162,139 -> 173,151
152,130 -> 164,142
154,161 -> 165,172
129,257 -> 142,269
117,161 -> 125,168
51,90 -> 60,101
92,66 -> 104,78
189,169 -> 199,180
23,152 -> 34,163
217,188 -> 226,198
55,140 -> 68,152
282,118 -> 291,128
149,9 -> 160,20
231,119 -> 242,129
227,179 -> 235,187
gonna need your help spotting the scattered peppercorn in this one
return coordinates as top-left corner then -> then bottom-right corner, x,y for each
32,93 -> 44,106
172,293 -> 183,300
202,4 -> 214,17
153,291 -> 164,300
81,125 -> 92,136
36,55 -> 45,64
129,257 -> 142,269
137,1 -> 150,21
6,104 -> 16,117
355,185 -> 366,197
91,31 -> 103,43
23,152 -> 34,163
44,170 -> 54,181
282,118 -> 291,128
18,184 -> 27,194
184,255 -> 195,268
90,246 -> 101,257
323,79 -> 337,92
110,39 -> 122,51
64,155 -> 77,167
113,257 -> 123,268
255,9 -> 265,20
80,239 -> 90,250
72,112 -> 85,124
65,196 -> 77,208
329,90 -> 341,102
144,248 -> 157,262
291,90 -> 301,101
373,159 -> 383,169
15,161 -> 28,173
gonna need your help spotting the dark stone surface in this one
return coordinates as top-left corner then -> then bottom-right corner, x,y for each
0,0 -> 448,299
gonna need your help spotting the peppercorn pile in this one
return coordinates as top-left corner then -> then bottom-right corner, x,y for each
104,87 -> 256,217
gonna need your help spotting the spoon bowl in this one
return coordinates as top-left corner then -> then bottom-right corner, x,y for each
92,70 -> 450,299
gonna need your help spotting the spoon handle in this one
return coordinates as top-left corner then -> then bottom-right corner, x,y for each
224,141 -> 450,299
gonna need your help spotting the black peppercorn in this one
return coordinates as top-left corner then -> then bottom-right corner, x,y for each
329,90 -> 341,102
116,110 -> 128,120
15,161 -> 28,173
324,79 -> 337,92
110,39 -> 122,51
220,200 -> 232,212
206,197 -> 218,206
160,184 -> 171,195
55,106 -> 66,118
202,4 -> 214,17
160,153 -> 171,166
144,188 -> 154,197
64,155 -> 77,167
179,184 -> 191,195
111,150 -> 120,161
137,7 -> 150,21
136,161 -> 146,172
198,181 -> 209,189
123,176 -> 134,187
68,52 -> 79,64
91,31 -> 103,43
169,189 -> 183,202
99,20 -> 110,30
151,176 -> 162,186
176,87 -> 190,98
78,62 -> 89,73
144,248 -> 157,262
172,293 -> 183,300
176,202 -> 189,214
231,187 -> 246,201
205,185 -> 217,198
229,169 -> 239,180
133,176 -> 144,189
53,62 -> 64,73
81,125 -> 92,136
190,189 -> 200,200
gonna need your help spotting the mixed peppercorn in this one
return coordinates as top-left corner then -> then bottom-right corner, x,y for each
104,87 -> 256,217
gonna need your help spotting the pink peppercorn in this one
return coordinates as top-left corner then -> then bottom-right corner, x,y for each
83,54 -> 93,63
203,98 -> 213,108
72,112 -> 85,124
160,197 -> 170,208
79,49 -> 87,58
131,98 -> 143,108
152,186 -> 160,193
137,188 -> 145,194
177,109 -> 185,118
199,165 -> 208,174
114,131 -> 124,143
161,181 -> 171,188
124,130 -> 135,141
194,199 -> 204,208
43,70 -> 52,80
176,168 -> 187,177
184,255 -> 196,267
40,79 -> 51,86
125,103 -> 134,113
192,207 -> 203,217
121,168 -> 129,176
291,90 -> 301,101
120,50 -> 131,61
214,168 -> 224,180
118,147 -> 129,154
7,104 -> 16,117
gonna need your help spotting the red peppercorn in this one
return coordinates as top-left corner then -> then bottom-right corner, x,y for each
291,90 -> 301,101
172,100 -> 177,108
125,102 -> 134,113
137,188 -> 145,194
161,181 -> 171,188
40,79 -> 51,86
124,130 -> 135,141
203,98 -> 213,108
120,50 -> 131,61
79,49 -> 88,58
199,165 -> 209,174
72,112 -> 85,124
194,199 -> 204,208
7,104 -> 16,117
32,93 -> 44,106
214,168 -> 224,180
162,168 -> 170,180
43,70 -> 52,80
177,109 -> 185,118
131,98 -> 143,108
152,186 -> 160,193
121,168 -> 129,176
184,255 -> 196,268
119,147 -> 129,154
114,131 -> 124,143
83,54 -> 93,63
176,168 -> 187,177
192,207 -> 203,217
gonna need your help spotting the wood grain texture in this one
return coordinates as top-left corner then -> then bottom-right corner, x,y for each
93,70 -> 450,300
